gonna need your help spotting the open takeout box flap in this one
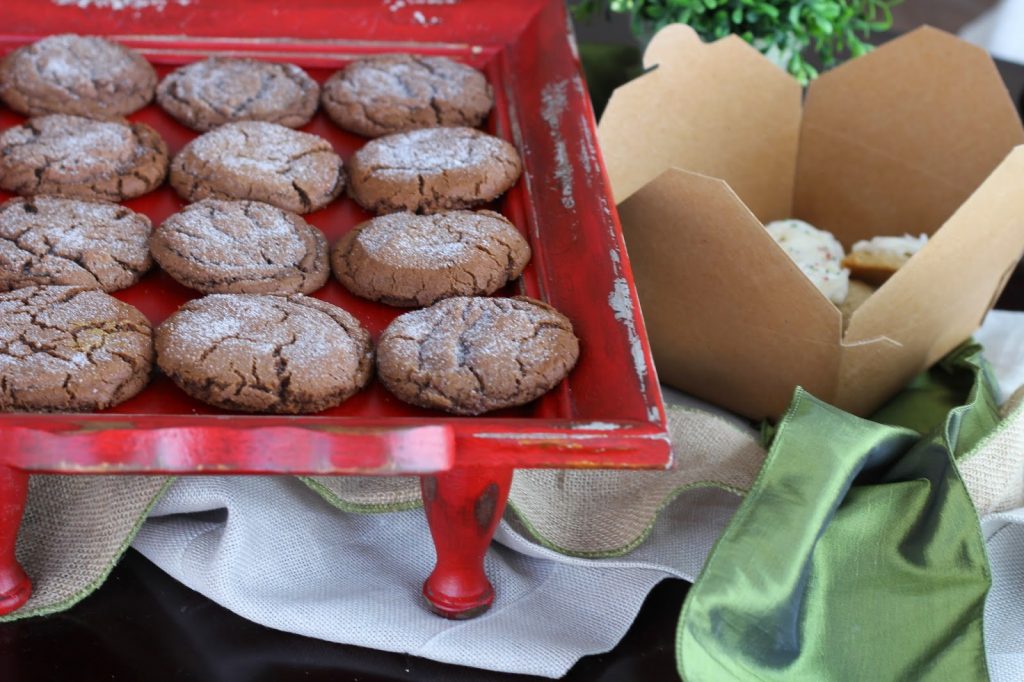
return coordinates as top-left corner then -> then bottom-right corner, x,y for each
618,167 -> 841,419
794,26 -> 1024,249
598,23 -> 802,220
805,30 -> 1024,416
843,144 -> 1024,364
604,24 -> 1024,419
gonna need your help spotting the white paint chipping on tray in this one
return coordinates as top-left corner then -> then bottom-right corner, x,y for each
607,232 -> 659,420
387,0 -> 457,24
411,10 -> 440,26
474,431 -> 670,441
541,80 -> 575,210
387,0 -> 458,10
53,0 -> 191,10
608,274 -> 648,394
550,141 -> 574,209
573,421 -> 623,431
598,176 -> 656,419
475,433 -> 607,441
541,78 -> 662,423
605,204 -> 619,238
564,7 -> 580,61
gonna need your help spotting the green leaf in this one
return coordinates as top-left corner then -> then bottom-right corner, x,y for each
591,0 -> 902,82
819,3 -> 841,20
788,4 -> 802,28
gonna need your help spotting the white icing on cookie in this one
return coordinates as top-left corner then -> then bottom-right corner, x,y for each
765,219 -> 850,304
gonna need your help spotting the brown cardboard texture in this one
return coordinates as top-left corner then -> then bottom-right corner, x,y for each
600,25 -> 1024,419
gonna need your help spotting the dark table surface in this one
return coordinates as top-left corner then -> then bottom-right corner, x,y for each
3,35 -> 1024,682
1,549 -> 689,682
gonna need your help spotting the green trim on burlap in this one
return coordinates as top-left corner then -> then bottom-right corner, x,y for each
298,476 -> 423,514
0,476 -> 176,622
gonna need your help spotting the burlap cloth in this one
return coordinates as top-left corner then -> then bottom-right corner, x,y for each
2,312 -> 1022,675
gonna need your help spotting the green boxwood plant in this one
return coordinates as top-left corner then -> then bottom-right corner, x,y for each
573,0 -> 901,84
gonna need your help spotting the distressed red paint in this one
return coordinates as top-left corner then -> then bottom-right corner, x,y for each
0,0 -> 669,618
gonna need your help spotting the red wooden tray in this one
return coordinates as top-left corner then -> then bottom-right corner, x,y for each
0,0 -> 669,619
0,0 -> 669,475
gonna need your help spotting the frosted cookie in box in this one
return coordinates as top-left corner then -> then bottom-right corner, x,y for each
599,25 -> 1024,419
842,234 -> 929,286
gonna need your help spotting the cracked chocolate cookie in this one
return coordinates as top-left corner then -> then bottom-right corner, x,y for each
0,114 -> 169,201
0,196 -> 152,293
347,127 -> 521,214
156,294 -> 373,414
332,210 -> 530,307
151,199 -> 329,295
170,121 -> 345,214
377,296 -> 578,415
157,58 -> 320,132
0,34 -> 157,119
0,285 -> 153,412
321,54 -> 493,138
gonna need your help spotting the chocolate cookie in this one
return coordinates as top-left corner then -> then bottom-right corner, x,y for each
332,210 -> 530,306
376,296 -> 579,415
0,196 -> 152,293
151,199 -> 329,295
0,34 -> 157,119
347,127 -> 521,214
0,114 -> 169,201
321,54 -> 493,138
0,285 -> 153,412
156,294 -> 373,414
157,58 -> 320,132
170,121 -> 345,214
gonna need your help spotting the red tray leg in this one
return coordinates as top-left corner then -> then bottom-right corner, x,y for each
0,467 -> 30,615
421,466 -> 512,619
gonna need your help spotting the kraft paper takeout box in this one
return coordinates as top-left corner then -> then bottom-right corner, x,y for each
599,25 -> 1024,420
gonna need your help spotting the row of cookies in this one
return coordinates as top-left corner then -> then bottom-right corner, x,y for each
0,115 -> 522,215
0,196 -> 531,306
0,34 -> 493,138
0,33 -> 519,213
0,286 -> 578,417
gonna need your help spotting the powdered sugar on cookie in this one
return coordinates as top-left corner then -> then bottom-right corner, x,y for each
376,296 -> 578,415
151,199 -> 328,295
170,121 -> 345,214
332,210 -> 530,306
155,294 -> 372,414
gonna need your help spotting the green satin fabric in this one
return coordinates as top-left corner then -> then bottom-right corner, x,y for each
873,343 -> 1001,455
677,343 -> 996,681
